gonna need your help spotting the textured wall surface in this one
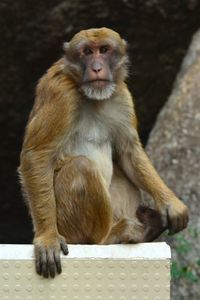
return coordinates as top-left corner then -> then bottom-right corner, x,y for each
0,243 -> 171,300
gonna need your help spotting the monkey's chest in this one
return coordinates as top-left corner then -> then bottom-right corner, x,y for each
71,118 -> 113,186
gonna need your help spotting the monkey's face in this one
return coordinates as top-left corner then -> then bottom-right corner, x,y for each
78,42 -> 118,101
64,28 -> 128,101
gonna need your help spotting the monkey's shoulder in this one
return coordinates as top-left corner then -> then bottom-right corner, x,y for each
36,59 -> 77,99
29,59 -> 79,121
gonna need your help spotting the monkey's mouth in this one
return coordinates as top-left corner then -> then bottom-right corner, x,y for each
87,79 -> 110,89
82,80 -> 116,100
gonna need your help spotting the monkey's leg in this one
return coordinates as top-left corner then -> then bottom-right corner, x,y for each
54,155 -> 113,244
105,166 -> 166,244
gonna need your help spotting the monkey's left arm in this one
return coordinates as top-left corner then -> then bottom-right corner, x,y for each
117,98 -> 189,234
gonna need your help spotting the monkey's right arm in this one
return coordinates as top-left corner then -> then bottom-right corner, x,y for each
20,147 -> 68,278
19,72 -> 71,278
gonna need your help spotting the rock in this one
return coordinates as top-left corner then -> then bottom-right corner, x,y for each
145,29 -> 200,300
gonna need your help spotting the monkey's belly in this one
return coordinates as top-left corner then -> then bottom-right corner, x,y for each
73,141 -> 113,188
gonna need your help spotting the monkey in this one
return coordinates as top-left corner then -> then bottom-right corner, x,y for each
18,27 -> 189,278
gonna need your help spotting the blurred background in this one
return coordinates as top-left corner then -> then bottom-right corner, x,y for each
0,0 -> 200,299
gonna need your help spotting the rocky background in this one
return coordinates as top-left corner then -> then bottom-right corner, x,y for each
0,0 -> 200,298
145,29 -> 200,299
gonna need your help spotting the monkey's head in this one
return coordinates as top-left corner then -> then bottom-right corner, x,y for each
63,28 -> 128,100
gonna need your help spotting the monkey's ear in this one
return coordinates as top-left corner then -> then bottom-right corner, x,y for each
63,42 -> 70,52
122,39 -> 128,51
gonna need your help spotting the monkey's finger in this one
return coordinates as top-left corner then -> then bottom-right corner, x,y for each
167,208 -> 181,234
54,250 -> 62,274
47,249 -> 56,278
35,249 -> 42,276
183,210 -> 189,229
167,212 -> 177,234
166,210 -> 172,231
61,239 -> 69,255
181,214 -> 188,231
179,213 -> 188,232
40,249 -> 49,278
159,208 -> 168,228
171,217 -> 180,234
176,217 -> 183,233
184,213 -> 189,228
176,212 -> 188,233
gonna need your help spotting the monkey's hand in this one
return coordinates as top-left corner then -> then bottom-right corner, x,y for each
34,233 -> 69,278
157,197 -> 189,234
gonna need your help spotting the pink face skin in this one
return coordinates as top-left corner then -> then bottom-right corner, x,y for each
79,42 -> 114,89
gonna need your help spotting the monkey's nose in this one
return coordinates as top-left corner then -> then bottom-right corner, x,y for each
92,62 -> 103,73
93,68 -> 102,73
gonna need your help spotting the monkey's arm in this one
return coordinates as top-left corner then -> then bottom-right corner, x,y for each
117,114 -> 189,234
19,118 -> 69,278
19,73 -> 72,277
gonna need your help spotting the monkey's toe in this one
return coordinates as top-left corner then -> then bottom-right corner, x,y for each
136,205 -> 167,242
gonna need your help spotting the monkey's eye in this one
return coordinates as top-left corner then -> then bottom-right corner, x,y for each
100,45 -> 109,54
83,47 -> 93,56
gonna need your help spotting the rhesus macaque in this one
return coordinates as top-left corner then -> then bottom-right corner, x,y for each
18,27 -> 189,278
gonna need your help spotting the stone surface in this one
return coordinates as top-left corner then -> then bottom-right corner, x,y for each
145,29 -> 200,300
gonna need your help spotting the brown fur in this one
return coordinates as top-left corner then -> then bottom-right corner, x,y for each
19,28 -> 189,278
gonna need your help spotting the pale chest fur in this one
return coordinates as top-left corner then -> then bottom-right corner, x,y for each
60,96 -> 134,187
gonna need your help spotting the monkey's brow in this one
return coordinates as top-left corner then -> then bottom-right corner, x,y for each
75,39 -> 117,50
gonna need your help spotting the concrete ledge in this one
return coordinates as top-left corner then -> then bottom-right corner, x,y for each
0,242 -> 171,300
